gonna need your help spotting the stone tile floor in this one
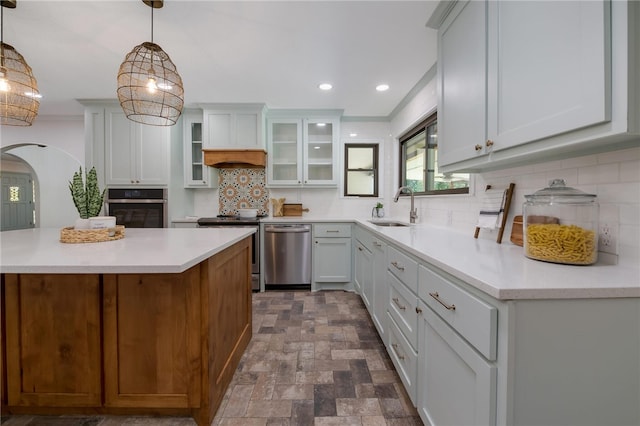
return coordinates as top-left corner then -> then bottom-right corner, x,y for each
1,291 -> 422,426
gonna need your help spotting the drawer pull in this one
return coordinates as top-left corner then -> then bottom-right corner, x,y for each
474,144 -> 483,151
391,343 -> 405,360
392,297 -> 406,311
390,261 -> 405,271
326,230 -> 340,233
429,292 -> 456,311
486,139 -> 494,147
373,241 -> 382,247
358,246 -> 363,251
415,306 -> 423,314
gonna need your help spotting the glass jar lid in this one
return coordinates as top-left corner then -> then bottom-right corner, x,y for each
525,179 -> 597,204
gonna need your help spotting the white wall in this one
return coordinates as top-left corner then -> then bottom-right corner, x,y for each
0,116 -> 85,164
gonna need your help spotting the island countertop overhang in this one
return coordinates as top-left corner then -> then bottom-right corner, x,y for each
0,228 -> 256,274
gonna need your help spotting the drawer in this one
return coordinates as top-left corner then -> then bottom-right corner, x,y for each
387,312 -> 418,405
314,223 -> 352,238
419,265 -> 497,360
354,226 -> 373,251
387,245 -> 418,293
388,271 -> 418,350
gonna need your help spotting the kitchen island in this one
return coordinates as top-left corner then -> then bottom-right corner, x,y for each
0,227 -> 255,426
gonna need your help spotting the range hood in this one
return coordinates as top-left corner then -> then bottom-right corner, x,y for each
203,149 -> 267,168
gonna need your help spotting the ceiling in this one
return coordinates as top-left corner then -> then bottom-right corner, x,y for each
2,0 -> 438,118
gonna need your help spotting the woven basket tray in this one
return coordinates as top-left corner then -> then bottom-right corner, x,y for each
60,225 -> 125,244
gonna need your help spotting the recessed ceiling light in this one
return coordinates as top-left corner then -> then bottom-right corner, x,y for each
318,83 -> 333,91
376,84 -> 390,92
350,133 -> 358,137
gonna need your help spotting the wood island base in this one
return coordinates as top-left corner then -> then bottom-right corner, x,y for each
1,237 -> 253,426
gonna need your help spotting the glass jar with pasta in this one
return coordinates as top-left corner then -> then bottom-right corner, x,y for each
523,179 -> 599,265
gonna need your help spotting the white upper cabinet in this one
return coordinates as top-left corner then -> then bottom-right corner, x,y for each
201,103 -> 266,149
437,0 -> 488,168
432,0 -> 640,172
104,107 -> 169,186
182,110 -> 218,188
267,110 -> 341,187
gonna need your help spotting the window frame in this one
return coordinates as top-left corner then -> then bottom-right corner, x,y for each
343,143 -> 379,197
398,112 -> 469,196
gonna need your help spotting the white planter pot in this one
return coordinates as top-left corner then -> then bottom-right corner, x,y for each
74,218 -> 91,229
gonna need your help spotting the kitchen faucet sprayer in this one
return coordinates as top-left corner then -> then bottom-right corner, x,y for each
394,186 -> 418,223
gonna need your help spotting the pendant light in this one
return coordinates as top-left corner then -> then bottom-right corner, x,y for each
117,0 -> 183,126
0,0 -> 40,127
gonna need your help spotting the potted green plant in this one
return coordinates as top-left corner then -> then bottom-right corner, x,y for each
375,202 -> 384,218
69,166 -> 105,229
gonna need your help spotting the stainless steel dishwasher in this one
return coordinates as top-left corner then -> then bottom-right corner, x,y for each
264,224 -> 311,287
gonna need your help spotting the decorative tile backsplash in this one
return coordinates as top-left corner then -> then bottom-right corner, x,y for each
218,168 -> 269,215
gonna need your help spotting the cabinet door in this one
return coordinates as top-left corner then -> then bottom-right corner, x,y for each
105,108 -> 137,185
267,119 -> 303,185
204,111 -> 232,148
371,238 -> 388,343
137,123 -> 169,185
438,0 -> 489,167
103,268 -> 201,408
204,108 -> 263,149
303,118 -> 338,186
355,241 -> 373,309
4,274 -> 102,407
313,237 -> 352,282
417,301 -> 497,426
487,0 -> 610,149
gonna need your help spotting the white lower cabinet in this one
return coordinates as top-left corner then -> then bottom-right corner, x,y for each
370,237 -> 387,343
417,300 -> 497,426
354,240 -> 373,308
387,312 -> 418,404
354,223 -> 639,426
312,223 -> 352,291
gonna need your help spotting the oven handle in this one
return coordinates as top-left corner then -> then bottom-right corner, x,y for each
106,199 -> 167,204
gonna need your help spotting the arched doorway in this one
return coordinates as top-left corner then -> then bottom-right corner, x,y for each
1,153 -> 36,230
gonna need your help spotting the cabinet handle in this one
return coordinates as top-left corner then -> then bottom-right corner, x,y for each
358,246 -> 363,252
416,306 -> 423,314
429,292 -> 456,311
474,144 -> 483,151
373,241 -> 382,247
486,139 -> 494,147
392,297 -> 406,311
391,261 -> 405,271
326,230 -> 340,233
391,343 -> 405,360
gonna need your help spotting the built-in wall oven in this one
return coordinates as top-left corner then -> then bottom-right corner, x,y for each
106,188 -> 168,228
197,216 -> 261,291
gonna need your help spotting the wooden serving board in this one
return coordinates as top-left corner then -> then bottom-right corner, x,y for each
283,203 -> 309,216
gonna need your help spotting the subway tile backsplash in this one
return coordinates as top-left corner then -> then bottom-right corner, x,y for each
415,146 -> 640,267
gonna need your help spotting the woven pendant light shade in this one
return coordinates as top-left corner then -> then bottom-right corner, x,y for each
117,40 -> 183,126
0,27 -> 40,126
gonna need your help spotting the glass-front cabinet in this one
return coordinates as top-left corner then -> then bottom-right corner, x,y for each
267,112 -> 340,187
183,110 -> 217,188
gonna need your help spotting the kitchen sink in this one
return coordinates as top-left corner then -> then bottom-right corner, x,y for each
368,220 -> 410,227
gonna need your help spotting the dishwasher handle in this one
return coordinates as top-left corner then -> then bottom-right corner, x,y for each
265,225 -> 311,233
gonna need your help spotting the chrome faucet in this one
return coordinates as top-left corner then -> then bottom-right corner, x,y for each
393,186 -> 418,223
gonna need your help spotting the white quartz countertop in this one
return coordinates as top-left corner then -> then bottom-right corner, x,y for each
0,227 -> 255,274
357,219 -> 640,300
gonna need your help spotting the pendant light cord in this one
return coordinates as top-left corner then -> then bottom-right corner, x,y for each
150,2 -> 153,44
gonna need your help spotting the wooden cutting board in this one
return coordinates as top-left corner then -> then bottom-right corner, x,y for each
283,203 -> 309,216
510,215 -> 523,246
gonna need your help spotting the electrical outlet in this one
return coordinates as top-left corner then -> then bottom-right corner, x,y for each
598,222 -> 618,254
